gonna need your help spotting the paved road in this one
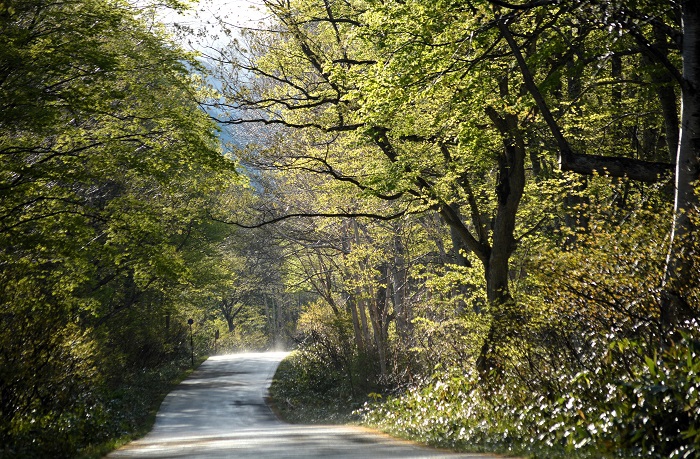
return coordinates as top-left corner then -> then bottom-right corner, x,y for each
107,352 -> 505,458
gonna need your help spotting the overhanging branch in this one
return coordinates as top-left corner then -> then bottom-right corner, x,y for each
562,153 -> 673,183
209,210 -> 407,228
498,16 -> 674,183
214,116 -> 364,133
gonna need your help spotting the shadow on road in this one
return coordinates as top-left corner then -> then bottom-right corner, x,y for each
107,352 -> 506,459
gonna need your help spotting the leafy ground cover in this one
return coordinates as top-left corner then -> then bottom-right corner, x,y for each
270,329 -> 700,459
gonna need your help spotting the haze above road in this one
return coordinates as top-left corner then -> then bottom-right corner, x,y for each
108,352 -> 504,458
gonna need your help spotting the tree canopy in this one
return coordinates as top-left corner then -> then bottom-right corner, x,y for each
0,0 -> 265,455
207,0 -> 700,456
2,0 -> 699,456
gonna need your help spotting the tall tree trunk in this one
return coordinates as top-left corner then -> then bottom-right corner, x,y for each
652,24 -> 681,164
368,273 -> 388,379
564,47 -> 589,237
485,110 -> 526,304
391,233 -> 411,345
661,0 -> 700,334
352,219 -> 372,350
346,293 -> 365,351
477,108 -> 527,378
341,219 -> 366,352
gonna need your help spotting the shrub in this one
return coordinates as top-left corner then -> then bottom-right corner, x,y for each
571,326 -> 700,458
269,350 -> 364,424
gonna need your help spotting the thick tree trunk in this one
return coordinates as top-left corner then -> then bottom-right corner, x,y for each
476,108 -> 526,378
485,110 -> 525,304
661,0 -> 700,333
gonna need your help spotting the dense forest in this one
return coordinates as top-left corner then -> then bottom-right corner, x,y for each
1,0 -> 699,457
209,0 -> 700,456
0,0 -> 296,456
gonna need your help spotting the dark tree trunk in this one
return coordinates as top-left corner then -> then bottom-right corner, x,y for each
475,108 -> 527,378
652,23 -> 681,164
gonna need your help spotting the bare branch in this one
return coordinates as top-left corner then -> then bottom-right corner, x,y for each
209,210 -> 407,228
487,0 -> 559,11
213,115 -> 364,133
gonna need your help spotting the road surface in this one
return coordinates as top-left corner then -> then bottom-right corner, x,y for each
107,352 -> 505,458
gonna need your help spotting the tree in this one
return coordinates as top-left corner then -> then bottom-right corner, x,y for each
479,0 -> 698,335
210,0 -> 696,384
203,0 -> 700,453
662,0 -> 700,333
209,0 -> 548,376
0,0 -> 241,454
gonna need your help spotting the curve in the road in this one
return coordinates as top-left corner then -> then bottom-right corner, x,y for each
107,352 -> 507,459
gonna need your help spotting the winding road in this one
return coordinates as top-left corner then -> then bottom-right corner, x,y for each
107,352 -> 505,458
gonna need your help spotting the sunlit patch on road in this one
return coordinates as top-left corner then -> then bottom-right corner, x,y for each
108,352 -> 506,459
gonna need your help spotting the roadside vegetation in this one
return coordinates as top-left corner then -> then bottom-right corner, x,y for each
215,0 -> 700,457
268,350 -> 365,424
77,356 -> 207,459
0,1 -> 292,456
3,0 -> 700,457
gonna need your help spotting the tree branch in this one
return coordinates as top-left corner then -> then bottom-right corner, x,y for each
487,0 -> 559,11
498,16 -> 673,183
209,210 -> 407,228
214,115 -> 364,133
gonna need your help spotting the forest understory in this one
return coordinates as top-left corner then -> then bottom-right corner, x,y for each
2,0 -> 699,457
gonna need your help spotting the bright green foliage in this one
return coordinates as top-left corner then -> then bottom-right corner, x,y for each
194,212 -> 290,352
209,0 -> 699,455
0,0 -> 245,456
356,195 -> 698,457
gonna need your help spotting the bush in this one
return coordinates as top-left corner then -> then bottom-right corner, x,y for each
566,326 -> 700,458
357,368 -> 520,454
268,350 -> 365,424
358,325 -> 700,459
